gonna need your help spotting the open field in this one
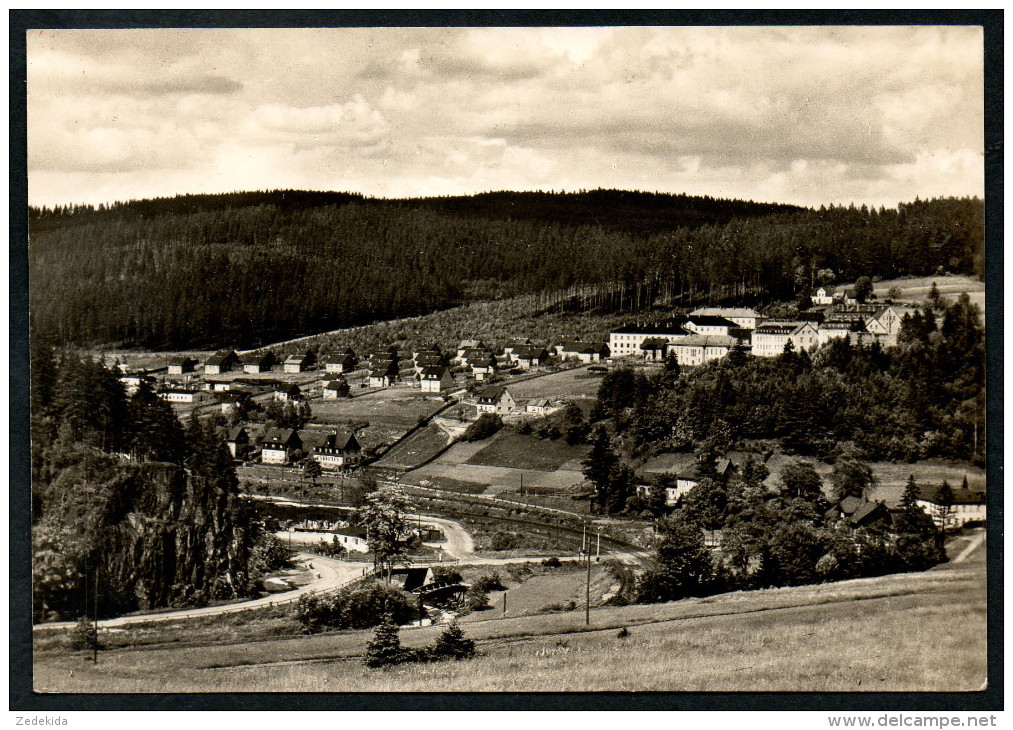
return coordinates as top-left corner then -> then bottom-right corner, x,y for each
372,423 -> 451,470
309,389 -> 446,428
507,366 -> 604,401
34,539 -> 985,692
466,432 -> 588,472
872,274 -> 985,319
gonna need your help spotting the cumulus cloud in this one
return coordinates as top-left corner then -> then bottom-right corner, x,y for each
26,26 -> 984,208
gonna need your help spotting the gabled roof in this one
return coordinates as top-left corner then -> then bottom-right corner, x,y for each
242,351 -> 275,365
514,344 -> 549,359
640,338 -> 668,350
562,341 -> 608,354
477,386 -> 508,403
369,368 -> 393,378
206,350 -> 237,366
458,339 -> 484,350
421,365 -> 450,379
326,351 -> 357,364
226,426 -> 248,442
527,398 -> 550,408
275,383 -> 302,396
320,429 -> 360,451
324,379 -> 349,390
686,315 -> 738,328
611,318 -> 690,336
916,485 -> 986,505
755,321 -> 812,336
262,428 -> 299,447
168,355 -> 197,366
690,307 -> 762,319
838,496 -> 864,515
850,501 -> 888,526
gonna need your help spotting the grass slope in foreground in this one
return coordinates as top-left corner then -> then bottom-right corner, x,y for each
35,543 -> 985,693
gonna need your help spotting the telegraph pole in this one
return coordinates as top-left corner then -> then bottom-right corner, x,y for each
585,547 -> 591,626
93,566 -> 99,664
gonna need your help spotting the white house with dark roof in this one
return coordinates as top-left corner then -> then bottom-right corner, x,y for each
205,350 -> 239,375
811,287 -> 836,306
690,307 -> 764,330
476,385 -> 516,414
608,319 -> 691,358
325,350 -> 358,374
322,378 -> 350,399
420,365 -> 455,393
669,335 -> 739,366
752,321 -> 819,357
683,314 -> 738,337
525,398 -> 552,415
916,485 -> 986,528
312,430 -> 361,470
167,356 -> 198,375
261,428 -> 302,465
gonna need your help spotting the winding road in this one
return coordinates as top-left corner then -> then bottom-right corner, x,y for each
33,553 -> 371,632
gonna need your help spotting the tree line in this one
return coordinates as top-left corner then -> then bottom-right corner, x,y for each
30,340 -> 281,621
28,190 -> 982,351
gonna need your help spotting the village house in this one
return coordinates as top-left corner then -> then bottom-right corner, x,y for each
273,383 -> 304,403
502,338 -> 532,357
639,337 -> 670,362
368,360 -> 398,388
811,286 -> 836,306
412,342 -> 442,360
324,349 -> 358,374
420,365 -> 455,393
476,385 -> 517,415
283,351 -> 316,374
635,453 -> 703,506
204,349 -> 239,375
825,496 -> 891,528
312,429 -> 362,470
751,321 -> 819,357
204,379 -> 233,392
118,373 -> 154,396
469,353 -> 499,381
167,356 -> 198,375
683,314 -> 738,337
260,428 -> 302,465
669,335 -> 739,366
690,307 -> 764,330
510,344 -> 550,369
160,387 -> 212,404
558,340 -> 610,363
242,351 -> 277,374
916,485 -> 986,528
331,526 -> 370,553
525,398 -> 552,415
816,320 -> 868,347
863,305 -> 916,345
225,426 -> 250,460
608,319 -> 692,358
456,340 -> 485,361
322,378 -> 350,399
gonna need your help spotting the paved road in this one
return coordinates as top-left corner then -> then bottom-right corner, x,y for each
33,553 -> 371,632
407,513 -> 475,558
952,528 -> 985,564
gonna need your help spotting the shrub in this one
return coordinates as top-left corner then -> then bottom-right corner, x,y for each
473,572 -> 505,592
431,567 -> 463,584
541,556 -> 562,568
297,582 -> 415,633
364,614 -> 408,668
517,421 -> 533,435
617,626 -> 630,639
815,553 -> 840,581
68,616 -> 99,652
490,531 -> 521,551
466,584 -> 490,610
463,414 -> 503,442
430,619 -> 476,660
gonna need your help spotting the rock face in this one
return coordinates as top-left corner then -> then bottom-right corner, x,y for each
100,461 -> 253,612
34,449 -> 253,618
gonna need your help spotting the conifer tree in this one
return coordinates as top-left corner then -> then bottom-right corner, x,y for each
364,613 -> 406,668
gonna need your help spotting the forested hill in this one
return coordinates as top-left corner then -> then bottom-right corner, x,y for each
28,190 -> 983,351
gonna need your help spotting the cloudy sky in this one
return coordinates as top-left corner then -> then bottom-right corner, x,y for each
27,26 -> 984,209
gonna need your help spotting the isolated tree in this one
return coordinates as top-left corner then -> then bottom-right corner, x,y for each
583,426 -> 618,501
780,460 -> 823,504
830,458 -> 874,501
432,619 -> 476,660
301,456 -> 323,492
636,519 -> 713,603
933,481 -> 955,532
895,474 -> 934,535
364,613 -> 406,668
854,276 -> 874,303
360,487 -> 415,581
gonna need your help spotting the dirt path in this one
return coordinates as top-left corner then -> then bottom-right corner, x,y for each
952,529 -> 985,563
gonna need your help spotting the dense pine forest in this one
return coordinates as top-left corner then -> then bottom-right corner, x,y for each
28,190 -> 983,351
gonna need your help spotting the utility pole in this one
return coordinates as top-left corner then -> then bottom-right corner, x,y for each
596,530 -> 601,562
93,566 -> 99,664
503,591 -> 507,616
585,548 -> 591,626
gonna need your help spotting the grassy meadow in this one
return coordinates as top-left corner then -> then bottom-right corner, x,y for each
35,541 -> 985,693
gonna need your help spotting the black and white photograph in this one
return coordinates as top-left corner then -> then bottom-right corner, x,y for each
16,15 -> 998,704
